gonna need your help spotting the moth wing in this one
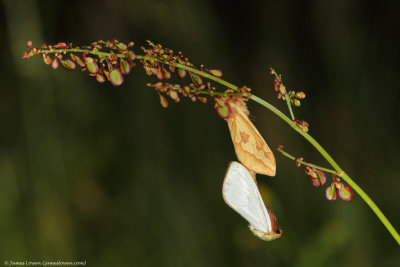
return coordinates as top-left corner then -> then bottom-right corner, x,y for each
222,161 -> 272,233
227,102 -> 276,176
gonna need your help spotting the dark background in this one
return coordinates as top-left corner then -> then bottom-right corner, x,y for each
1,0 -> 399,266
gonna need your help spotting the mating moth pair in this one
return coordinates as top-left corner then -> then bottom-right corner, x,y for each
218,98 -> 281,241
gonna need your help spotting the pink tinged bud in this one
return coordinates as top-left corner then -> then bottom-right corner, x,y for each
61,59 -> 76,71
169,65 -> 175,72
326,184 -> 337,201
293,99 -> 301,107
190,73 -> 203,86
84,57 -> 99,74
71,54 -> 85,67
110,53 -> 118,62
96,73 -> 106,83
207,68 -> 223,77
295,157 -> 303,167
306,168 -> 326,187
305,167 -> 318,184
51,58 -> 59,69
153,82 -> 163,89
335,181 -> 343,190
295,120 -> 309,133
162,69 -> 171,79
190,96 -> 197,102
120,59 -> 131,75
214,100 -> 231,119
144,66 -> 152,76
109,69 -> 124,86
54,42 -> 67,49
301,125 -> 309,133
197,97 -> 207,103
151,67 -> 158,75
103,70 -> 110,81
296,91 -> 306,99
127,50 -> 135,61
338,185 -> 354,201
169,90 -> 180,103
177,68 -> 186,79
159,94 -> 169,108
70,53 -> 77,60
214,97 -> 224,107
116,43 -> 127,51
27,40 -> 32,49
43,54 -> 52,65
156,69 -> 164,80
316,170 -> 326,186
279,84 -> 286,94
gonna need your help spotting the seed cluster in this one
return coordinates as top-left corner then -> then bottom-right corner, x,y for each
141,41 -> 234,108
23,40 -> 135,86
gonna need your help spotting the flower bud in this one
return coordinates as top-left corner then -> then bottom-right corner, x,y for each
159,95 -> 169,108
296,91 -> 306,99
305,167 -> 326,187
207,68 -> 223,77
338,185 -> 354,201
169,90 -> 180,103
109,68 -> 124,86
42,54 -> 52,65
326,183 -> 337,201
214,99 -> 231,119
177,68 -> 186,79
61,59 -> 76,71
293,99 -> 301,107
279,84 -> 286,95
51,58 -> 59,69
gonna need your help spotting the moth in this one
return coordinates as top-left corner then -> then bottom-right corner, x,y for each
224,98 -> 276,176
222,161 -> 282,241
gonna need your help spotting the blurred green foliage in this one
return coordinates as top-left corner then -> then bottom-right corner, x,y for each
1,0 -> 399,266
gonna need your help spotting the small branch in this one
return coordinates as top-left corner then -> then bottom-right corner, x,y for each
285,93 -> 295,120
277,147 -> 337,174
251,94 -> 400,245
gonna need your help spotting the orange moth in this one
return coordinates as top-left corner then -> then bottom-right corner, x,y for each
215,97 -> 276,176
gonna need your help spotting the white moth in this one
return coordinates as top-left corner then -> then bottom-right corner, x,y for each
222,161 -> 282,241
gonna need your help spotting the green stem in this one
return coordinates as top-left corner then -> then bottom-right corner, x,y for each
38,48 -> 242,93
250,94 -> 400,245
34,47 -> 400,245
137,55 -> 242,91
285,94 -> 295,120
277,148 -> 337,174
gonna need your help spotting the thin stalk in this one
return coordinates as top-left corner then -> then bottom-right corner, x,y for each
251,94 -> 400,245
285,95 -> 295,120
277,148 -> 337,174
33,47 -> 400,245
38,48 -> 242,93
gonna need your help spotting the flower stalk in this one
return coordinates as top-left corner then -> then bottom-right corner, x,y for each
23,40 -> 400,245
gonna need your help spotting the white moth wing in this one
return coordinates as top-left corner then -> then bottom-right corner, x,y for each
222,161 -> 272,233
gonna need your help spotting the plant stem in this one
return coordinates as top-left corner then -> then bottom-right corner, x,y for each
285,95 -> 295,120
34,47 -> 400,245
277,148 -> 337,174
37,48 -> 243,93
250,94 -> 400,245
